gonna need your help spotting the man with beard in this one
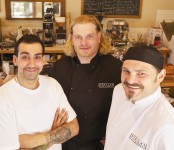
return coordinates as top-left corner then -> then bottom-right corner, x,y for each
104,44 -> 174,150
0,34 -> 79,150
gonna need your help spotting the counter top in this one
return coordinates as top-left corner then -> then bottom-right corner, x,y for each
161,79 -> 174,87
161,75 -> 174,87
0,45 -> 170,54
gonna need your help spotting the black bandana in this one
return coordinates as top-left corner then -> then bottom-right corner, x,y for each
123,45 -> 164,70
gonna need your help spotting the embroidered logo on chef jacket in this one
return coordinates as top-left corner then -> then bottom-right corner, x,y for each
98,83 -> 115,88
129,133 -> 147,149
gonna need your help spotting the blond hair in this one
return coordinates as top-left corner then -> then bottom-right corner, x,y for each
64,15 -> 112,56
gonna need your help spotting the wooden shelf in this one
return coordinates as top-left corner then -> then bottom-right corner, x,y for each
0,45 -> 65,67
0,45 -> 65,54
161,75 -> 174,87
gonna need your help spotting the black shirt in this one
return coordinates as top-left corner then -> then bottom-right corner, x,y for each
49,53 -> 122,150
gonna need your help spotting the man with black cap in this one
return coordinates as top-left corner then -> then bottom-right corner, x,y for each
104,44 -> 174,150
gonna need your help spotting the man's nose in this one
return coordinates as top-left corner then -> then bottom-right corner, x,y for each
126,74 -> 137,84
27,58 -> 35,66
81,37 -> 88,44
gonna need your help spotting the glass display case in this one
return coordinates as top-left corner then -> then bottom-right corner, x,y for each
5,0 -> 65,20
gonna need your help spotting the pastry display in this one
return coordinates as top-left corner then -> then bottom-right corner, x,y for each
164,64 -> 174,75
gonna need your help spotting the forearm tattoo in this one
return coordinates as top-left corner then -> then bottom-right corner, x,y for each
19,125 -> 72,150
46,124 -> 72,144
20,144 -> 50,150
32,144 -> 49,150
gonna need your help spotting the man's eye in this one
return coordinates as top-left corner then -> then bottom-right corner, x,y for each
74,35 -> 81,40
122,69 -> 129,74
21,56 -> 29,60
87,34 -> 93,39
35,56 -> 42,60
138,72 -> 146,77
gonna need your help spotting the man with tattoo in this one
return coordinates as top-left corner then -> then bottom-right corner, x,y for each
0,34 -> 79,150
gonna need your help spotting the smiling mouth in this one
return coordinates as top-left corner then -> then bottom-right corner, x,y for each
25,68 -> 38,72
127,84 -> 140,89
123,82 -> 143,92
80,47 -> 89,51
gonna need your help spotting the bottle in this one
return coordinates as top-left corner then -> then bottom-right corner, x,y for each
154,36 -> 161,46
16,26 -> 23,42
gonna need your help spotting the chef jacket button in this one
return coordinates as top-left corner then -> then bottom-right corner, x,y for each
88,89 -> 92,93
91,65 -> 95,69
70,87 -> 75,90
84,116 -> 88,119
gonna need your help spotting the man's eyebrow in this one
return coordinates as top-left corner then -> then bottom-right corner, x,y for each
122,66 -> 128,69
35,53 -> 43,55
20,52 -> 42,55
73,33 -> 96,36
20,52 -> 30,55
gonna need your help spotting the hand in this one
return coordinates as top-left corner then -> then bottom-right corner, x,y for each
51,108 -> 68,130
100,137 -> 105,145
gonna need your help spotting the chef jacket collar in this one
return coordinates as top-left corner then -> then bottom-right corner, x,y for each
72,53 -> 102,66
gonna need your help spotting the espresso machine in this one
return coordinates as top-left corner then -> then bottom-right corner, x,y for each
43,2 -> 54,47
110,19 -> 129,46
55,17 -> 66,45
43,22 -> 54,46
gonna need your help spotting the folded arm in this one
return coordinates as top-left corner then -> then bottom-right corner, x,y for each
19,118 -> 78,149
19,108 -> 79,149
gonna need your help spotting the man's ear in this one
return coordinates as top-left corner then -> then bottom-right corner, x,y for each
13,55 -> 18,66
158,69 -> 166,83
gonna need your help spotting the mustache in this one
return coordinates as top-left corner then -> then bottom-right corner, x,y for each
123,81 -> 143,89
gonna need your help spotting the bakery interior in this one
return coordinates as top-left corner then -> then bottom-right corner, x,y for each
0,0 -> 174,103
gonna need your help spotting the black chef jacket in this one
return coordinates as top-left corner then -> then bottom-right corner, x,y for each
49,53 -> 122,150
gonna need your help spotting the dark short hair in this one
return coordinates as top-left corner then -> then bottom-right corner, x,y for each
14,34 -> 45,56
123,44 -> 164,70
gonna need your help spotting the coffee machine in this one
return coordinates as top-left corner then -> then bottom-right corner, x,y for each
109,19 -> 129,46
43,22 -> 54,46
55,17 -> 66,45
43,2 -> 54,47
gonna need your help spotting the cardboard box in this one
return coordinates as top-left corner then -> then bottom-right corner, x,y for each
147,27 -> 163,36
147,27 -> 163,44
